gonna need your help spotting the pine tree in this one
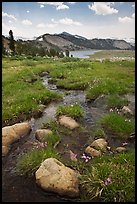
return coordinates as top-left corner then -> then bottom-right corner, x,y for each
9,30 -> 15,55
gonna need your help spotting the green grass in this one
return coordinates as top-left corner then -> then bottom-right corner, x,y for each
56,104 -> 84,120
86,78 -> 130,101
89,50 -> 135,60
16,146 -> 60,176
3,56 -> 134,126
16,131 -> 60,176
106,94 -> 129,109
79,149 -> 135,202
2,57 -> 62,125
100,112 -> 135,139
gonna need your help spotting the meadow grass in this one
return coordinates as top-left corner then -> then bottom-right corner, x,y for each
106,94 -> 129,109
16,146 -> 60,177
56,104 -> 84,120
89,50 -> 135,59
100,112 -> 135,139
79,149 -> 135,202
3,56 -> 134,126
16,132 -> 60,176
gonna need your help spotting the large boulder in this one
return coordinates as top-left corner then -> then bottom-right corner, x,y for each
35,158 -> 79,198
85,146 -> 101,158
2,122 -> 31,156
58,115 -> 79,129
35,129 -> 53,142
90,138 -> 108,152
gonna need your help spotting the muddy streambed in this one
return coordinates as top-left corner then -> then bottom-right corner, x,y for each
2,75 -> 135,202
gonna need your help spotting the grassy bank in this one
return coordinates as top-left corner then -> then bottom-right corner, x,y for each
89,50 -> 135,60
2,55 -> 134,125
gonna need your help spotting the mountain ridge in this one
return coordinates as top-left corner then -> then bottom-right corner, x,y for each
2,32 -> 135,53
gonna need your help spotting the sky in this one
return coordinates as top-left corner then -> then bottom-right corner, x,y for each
2,2 -> 135,41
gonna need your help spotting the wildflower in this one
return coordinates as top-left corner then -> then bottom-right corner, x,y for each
109,108 -> 113,112
81,153 -> 91,162
104,177 -> 111,186
69,150 -> 77,161
128,119 -> 131,122
122,142 -> 128,146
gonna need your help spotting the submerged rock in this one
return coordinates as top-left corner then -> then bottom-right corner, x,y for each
35,158 -> 79,198
58,115 -> 79,129
35,129 -> 53,142
2,122 -> 31,156
90,138 -> 108,152
116,147 -> 126,153
85,146 -> 101,158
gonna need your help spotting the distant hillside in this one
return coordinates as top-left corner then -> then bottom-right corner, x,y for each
2,32 -> 134,55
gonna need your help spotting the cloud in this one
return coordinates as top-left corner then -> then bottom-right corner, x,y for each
132,4 -> 135,8
56,4 -> 69,10
132,13 -> 135,18
88,2 -> 118,15
67,2 -> 76,4
37,2 -> 69,10
2,11 -> 17,21
22,19 -> 32,25
40,5 -> 44,8
118,16 -> 133,23
37,23 -> 45,28
52,17 -> 82,26
27,10 -> 30,13
118,13 -> 135,23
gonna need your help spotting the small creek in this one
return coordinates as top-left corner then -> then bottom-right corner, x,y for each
2,74 -> 135,202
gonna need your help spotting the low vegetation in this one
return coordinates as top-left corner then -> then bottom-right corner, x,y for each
100,112 -> 135,139
56,104 -> 84,120
3,53 -> 135,202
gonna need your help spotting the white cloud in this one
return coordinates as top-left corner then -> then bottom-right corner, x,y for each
118,16 -> 133,23
132,4 -> 135,8
88,2 -> 118,15
59,18 -> 82,25
52,17 -> 82,26
132,13 -> 135,18
22,19 -> 32,25
56,4 -> 69,10
37,23 -> 45,28
8,20 -> 12,23
2,11 -> 17,21
27,10 -> 30,13
37,2 -> 69,10
46,23 -> 57,28
40,5 -> 44,8
118,13 -> 135,23
67,2 -> 76,4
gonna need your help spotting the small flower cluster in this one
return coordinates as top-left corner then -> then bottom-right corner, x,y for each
122,142 -> 128,146
36,142 -> 47,149
81,153 -> 91,162
109,107 -> 120,114
104,177 -> 111,186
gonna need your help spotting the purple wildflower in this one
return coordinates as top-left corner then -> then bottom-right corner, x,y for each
81,153 -> 91,162
105,177 -> 111,186
122,142 -> 128,146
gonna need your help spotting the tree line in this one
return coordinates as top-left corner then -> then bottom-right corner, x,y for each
2,30 -> 70,58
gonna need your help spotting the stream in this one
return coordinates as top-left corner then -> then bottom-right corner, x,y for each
2,74 -> 135,202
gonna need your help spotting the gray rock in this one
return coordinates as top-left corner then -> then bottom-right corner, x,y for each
85,146 -> 101,158
116,147 -> 126,153
35,158 -> 79,198
90,138 -> 108,152
58,115 -> 79,129
2,122 -> 31,156
35,129 -> 53,142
